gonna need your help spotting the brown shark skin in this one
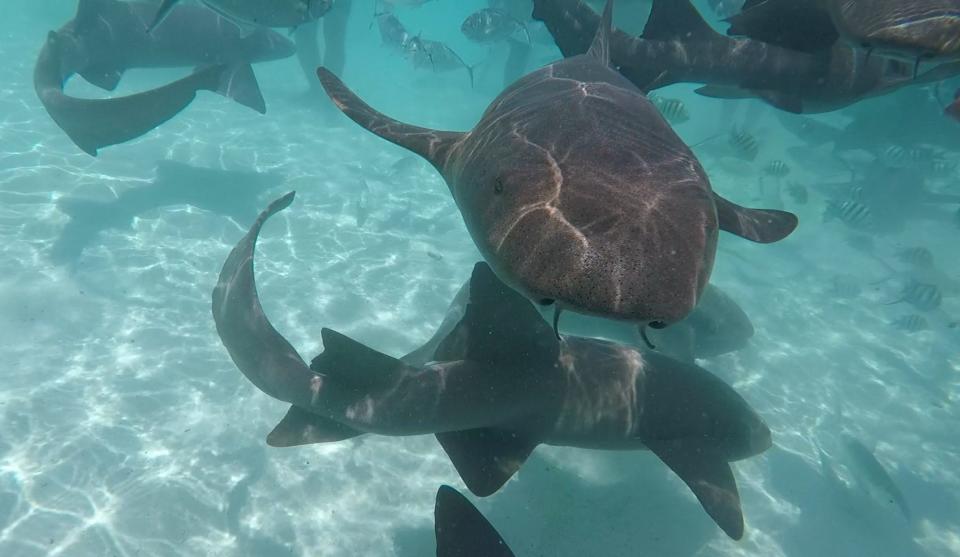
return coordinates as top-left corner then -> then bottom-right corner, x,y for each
532,0 -> 959,113
317,13 -> 789,325
212,194 -> 772,539
826,0 -> 960,59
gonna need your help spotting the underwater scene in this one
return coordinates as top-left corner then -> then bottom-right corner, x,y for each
1,0 -> 958,555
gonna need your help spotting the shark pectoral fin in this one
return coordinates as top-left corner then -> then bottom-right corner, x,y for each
315,67 -> 465,167
646,440 -> 744,540
694,85 -> 753,100
147,0 -> 181,32
436,428 -> 538,497
79,67 -> 124,91
310,328 -> 406,392
459,262 -> 559,368
643,0 -> 720,43
266,405 -> 363,447
209,64 -> 266,114
435,486 -> 516,557
713,193 -> 799,243
695,86 -> 804,114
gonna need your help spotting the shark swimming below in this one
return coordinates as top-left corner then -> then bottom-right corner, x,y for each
51,160 -> 283,265
34,0 -> 295,156
317,0 -> 796,332
211,192 -> 773,540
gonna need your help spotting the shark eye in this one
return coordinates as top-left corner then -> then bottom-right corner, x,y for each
494,177 -> 504,194
649,321 -> 668,329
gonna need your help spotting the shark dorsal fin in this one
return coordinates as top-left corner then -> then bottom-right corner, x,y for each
643,0 -> 716,42
317,68 -> 465,171
458,262 -> 559,369
310,328 -> 406,392
586,0 -> 614,65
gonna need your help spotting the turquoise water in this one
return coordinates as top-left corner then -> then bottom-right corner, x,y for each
1,1 -> 959,555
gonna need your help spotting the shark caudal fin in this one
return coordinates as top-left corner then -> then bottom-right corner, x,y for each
212,191 -> 321,408
435,486 -> 515,557
586,0 -> 613,64
713,193 -> 799,243
316,67 -> 465,168
434,262 -> 553,497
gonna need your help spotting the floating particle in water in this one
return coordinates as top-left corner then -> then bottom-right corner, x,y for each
427,250 -> 443,261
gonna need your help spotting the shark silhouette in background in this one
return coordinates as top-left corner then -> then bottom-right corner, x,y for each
34,0 -> 295,155
212,192 -> 773,540
52,160 -> 283,265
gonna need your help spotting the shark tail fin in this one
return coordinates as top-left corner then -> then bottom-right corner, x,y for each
316,67 -> 465,168
435,486 -> 515,557
586,0 -> 614,64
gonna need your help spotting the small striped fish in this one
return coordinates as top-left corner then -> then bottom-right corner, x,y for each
728,129 -> 759,161
823,199 -> 873,229
895,247 -> 934,268
891,314 -> 929,332
879,145 -> 938,169
765,160 -> 790,178
649,95 -> 690,124
929,158 -> 957,178
886,280 -> 942,312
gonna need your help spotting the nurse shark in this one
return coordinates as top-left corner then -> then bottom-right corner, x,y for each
317,0 -> 796,332
34,0 -> 295,155
211,192 -> 773,540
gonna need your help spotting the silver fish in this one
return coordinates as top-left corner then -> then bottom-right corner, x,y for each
404,36 -> 475,86
461,8 -> 530,44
